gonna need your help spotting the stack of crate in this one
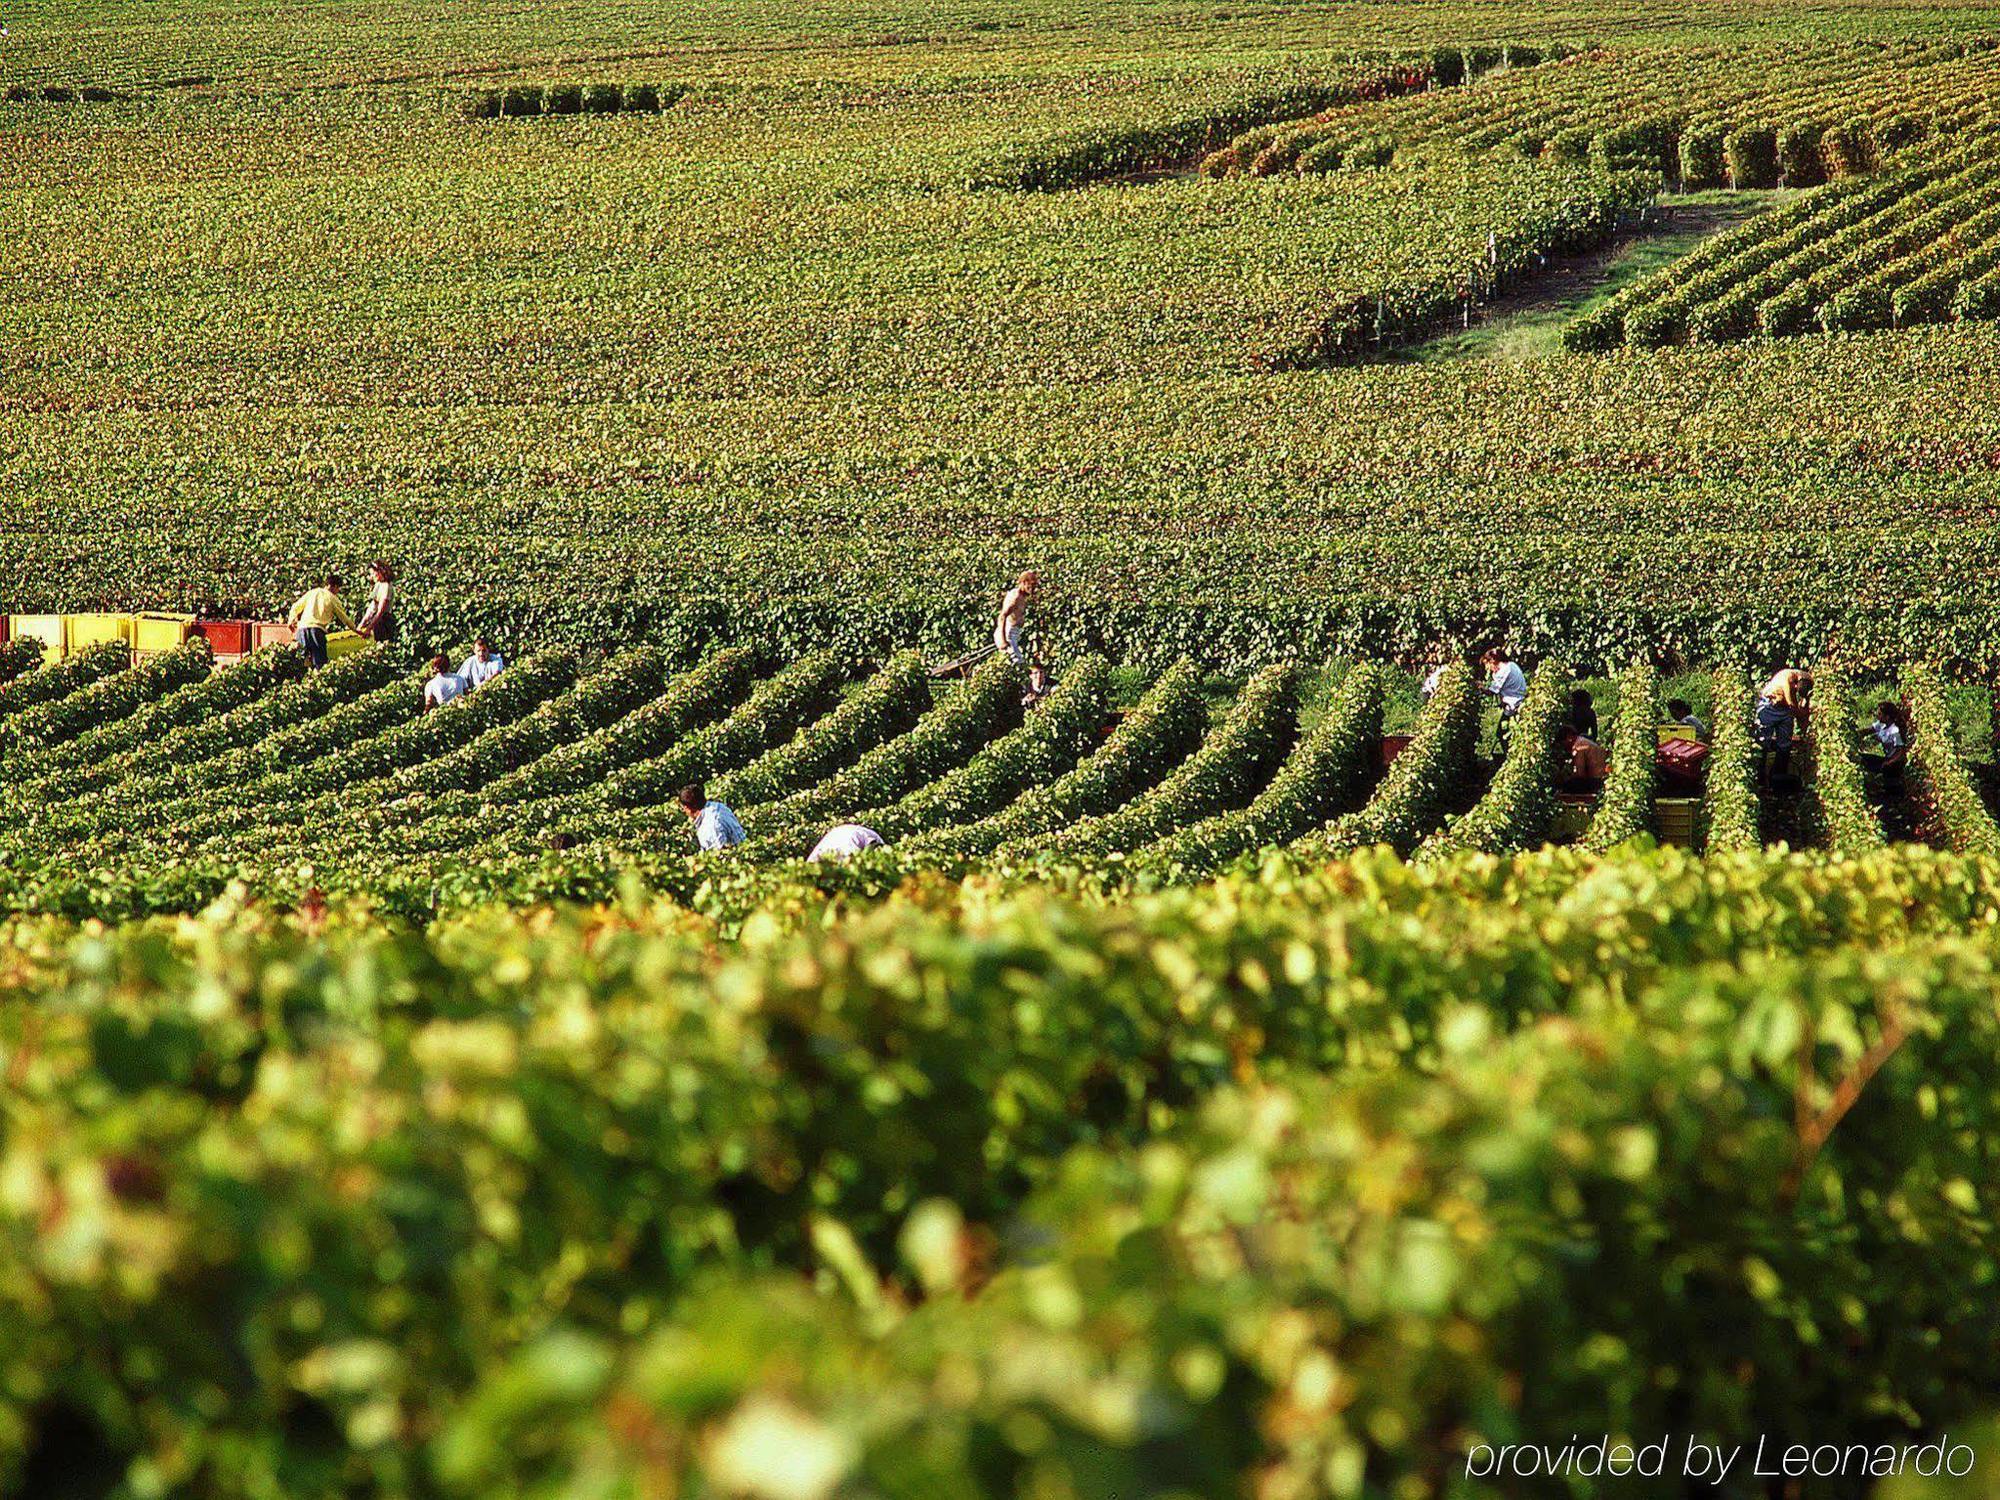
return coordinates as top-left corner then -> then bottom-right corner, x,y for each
4,612 -> 275,668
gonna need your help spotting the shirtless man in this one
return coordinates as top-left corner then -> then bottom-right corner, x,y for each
994,570 -> 1040,666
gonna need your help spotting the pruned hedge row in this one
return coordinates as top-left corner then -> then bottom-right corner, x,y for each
0,638 -> 42,686
1204,38 -> 1993,187
0,637 -> 210,758
1904,663 -> 2000,856
1016,661 -> 1299,861
2,644 -> 307,794
1568,138 -> 2000,351
1801,662 -> 1887,855
1,83 -> 130,103
741,654 -> 1024,841
17,629 -> 2000,915
458,82 -> 686,119
1418,660 -> 1569,859
0,640 -> 129,724
713,652 -> 929,810
828,656 -> 1113,851
1133,661 -> 1384,877
597,650 -> 843,810
484,646 -> 753,805
906,658 -> 1207,860
1322,660 -> 1480,856
1700,666 -> 1761,854
1579,658 -> 1659,852
965,63 -> 1442,192
1276,164 -> 1657,364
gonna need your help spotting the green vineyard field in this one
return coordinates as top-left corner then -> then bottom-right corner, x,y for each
0,633 -> 1989,921
12,0 -> 2000,1494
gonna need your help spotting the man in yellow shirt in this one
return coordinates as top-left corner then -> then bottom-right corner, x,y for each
287,574 -> 355,668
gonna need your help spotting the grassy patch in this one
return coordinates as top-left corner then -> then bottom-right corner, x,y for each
1400,190 -> 1786,364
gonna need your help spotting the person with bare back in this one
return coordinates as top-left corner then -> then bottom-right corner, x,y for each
995,570 -> 1039,668
994,570 -> 1048,702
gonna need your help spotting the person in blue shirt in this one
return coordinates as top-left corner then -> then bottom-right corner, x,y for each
458,637 -> 505,689
1480,648 -> 1529,716
678,783 -> 745,852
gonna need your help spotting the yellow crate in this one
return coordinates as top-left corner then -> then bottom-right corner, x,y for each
65,612 -> 135,653
8,614 -> 64,664
133,611 -> 195,654
325,630 -> 369,660
1657,797 -> 1700,848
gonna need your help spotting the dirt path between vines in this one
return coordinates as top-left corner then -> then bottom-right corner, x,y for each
1389,190 -> 1785,364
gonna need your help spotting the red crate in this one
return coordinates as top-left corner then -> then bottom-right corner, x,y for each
1380,733 -> 1415,768
194,619 -> 253,656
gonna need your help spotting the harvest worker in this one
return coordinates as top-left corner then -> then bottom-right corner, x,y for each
1480,648 -> 1528,717
678,783 -> 745,852
808,823 -> 884,862
1756,666 -> 1813,777
287,573 -> 354,669
1666,697 -> 1709,742
1554,724 -> 1609,793
1868,700 -> 1910,781
422,654 -> 468,711
1417,644 -> 1454,701
994,571 -> 1040,668
459,637 -> 505,689
355,561 -> 398,644
1568,688 -> 1598,741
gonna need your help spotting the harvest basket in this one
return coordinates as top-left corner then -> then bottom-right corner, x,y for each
326,630 -> 368,660
66,613 -> 135,652
254,622 -> 296,650
134,611 -> 195,655
8,614 -> 63,664
193,619 -> 253,656
1656,797 -> 1699,848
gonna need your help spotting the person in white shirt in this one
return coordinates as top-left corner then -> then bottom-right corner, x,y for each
459,637 -> 505,689
808,824 -> 884,862
422,655 -> 468,712
678,783 -> 745,852
1420,663 -> 1446,700
1479,648 -> 1529,716
1869,701 -> 1909,780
